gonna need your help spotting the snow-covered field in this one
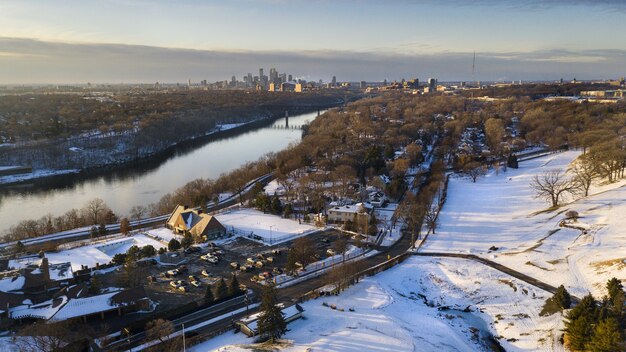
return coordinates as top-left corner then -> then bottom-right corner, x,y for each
191,256 -> 560,352
422,150 -> 626,298
8,233 -> 166,271
215,208 -> 318,244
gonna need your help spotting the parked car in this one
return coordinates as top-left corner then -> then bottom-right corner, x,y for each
169,281 -> 180,289
189,275 -> 200,282
206,256 -> 218,264
246,258 -> 255,265
230,262 -> 240,269
240,265 -> 253,272
178,286 -> 187,292
326,249 -> 336,256
265,256 -> 274,263
190,280 -> 201,288
272,267 -> 283,275
166,269 -> 179,276
254,261 -> 264,268
201,270 -> 212,277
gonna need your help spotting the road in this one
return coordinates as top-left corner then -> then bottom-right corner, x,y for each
103,294 -> 254,351
413,252 -> 580,303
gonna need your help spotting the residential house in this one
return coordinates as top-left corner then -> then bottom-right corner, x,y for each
237,304 -> 304,337
327,203 -> 371,224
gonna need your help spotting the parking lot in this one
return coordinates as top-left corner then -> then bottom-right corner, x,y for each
143,229 -> 347,303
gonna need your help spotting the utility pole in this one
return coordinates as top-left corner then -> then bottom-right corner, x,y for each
182,323 -> 186,352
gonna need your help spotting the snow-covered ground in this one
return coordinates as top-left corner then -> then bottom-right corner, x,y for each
0,168 -> 79,185
215,208 -> 318,245
421,150 -> 626,298
190,255 -> 560,352
8,233 -> 166,271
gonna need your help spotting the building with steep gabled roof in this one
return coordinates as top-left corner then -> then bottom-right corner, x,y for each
166,205 -> 226,241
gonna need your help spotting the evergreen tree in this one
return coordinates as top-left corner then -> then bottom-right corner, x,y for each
120,217 -> 131,235
554,284 -> 572,310
606,278 -> 624,304
565,315 -> 593,351
205,284 -> 214,303
168,238 -> 181,251
271,196 -> 283,215
89,274 -> 102,295
181,233 -> 193,248
14,241 -> 25,254
228,274 -> 242,297
214,277 -> 228,301
587,318 -> 623,352
257,284 -> 286,343
98,223 -> 107,236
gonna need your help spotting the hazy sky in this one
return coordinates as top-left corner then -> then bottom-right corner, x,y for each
1,0 -> 625,83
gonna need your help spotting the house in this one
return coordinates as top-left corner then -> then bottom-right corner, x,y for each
368,191 -> 387,208
10,287 -> 151,323
0,257 -> 74,295
166,205 -> 226,241
237,304 -> 304,337
327,203 -> 371,224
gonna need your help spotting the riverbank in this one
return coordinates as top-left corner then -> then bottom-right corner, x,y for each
0,105 -> 332,187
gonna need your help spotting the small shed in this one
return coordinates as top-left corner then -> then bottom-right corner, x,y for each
237,304 -> 304,337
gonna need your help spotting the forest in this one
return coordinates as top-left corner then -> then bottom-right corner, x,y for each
0,90 -> 347,171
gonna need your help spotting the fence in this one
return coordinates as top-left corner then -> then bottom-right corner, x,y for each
272,247 -> 367,286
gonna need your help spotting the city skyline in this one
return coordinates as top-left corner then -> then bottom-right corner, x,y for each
1,0 -> 625,83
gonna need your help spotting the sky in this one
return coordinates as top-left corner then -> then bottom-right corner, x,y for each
0,0 -> 625,84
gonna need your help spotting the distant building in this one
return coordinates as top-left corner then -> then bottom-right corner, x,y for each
427,78 -> 437,91
268,83 -> 277,92
360,81 -> 367,89
166,205 -> 226,241
295,83 -> 303,92
332,76 -> 337,87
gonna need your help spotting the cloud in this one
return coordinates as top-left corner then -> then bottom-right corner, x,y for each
0,37 -> 624,84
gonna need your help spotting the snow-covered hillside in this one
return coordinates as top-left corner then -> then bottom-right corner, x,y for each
422,150 -> 626,298
191,255 -> 561,352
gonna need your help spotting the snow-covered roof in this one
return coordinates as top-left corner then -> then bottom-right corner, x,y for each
50,290 -> 121,321
11,296 -> 67,320
0,276 -> 25,292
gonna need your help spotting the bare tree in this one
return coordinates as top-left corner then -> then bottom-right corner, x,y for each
129,205 -> 147,221
531,170 -> 579,207
16,321 -> 84,352
292,236 -> 316,268
332,236 -> 348,263
83,198 -> 108,225
464,162 -> 487,183
424,205 -> 438,234
144,319 -> 182,352
569,156 -> 598,197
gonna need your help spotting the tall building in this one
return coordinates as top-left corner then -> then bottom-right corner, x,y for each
332,76 -> 337,87
269,68 -> 278,84
360,81 -> 367,89
288,74 -> 293,82
259,68 -> 264,80
427,78 -> 437,90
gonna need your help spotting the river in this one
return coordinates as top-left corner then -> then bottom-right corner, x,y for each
0,110 -> 321,233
